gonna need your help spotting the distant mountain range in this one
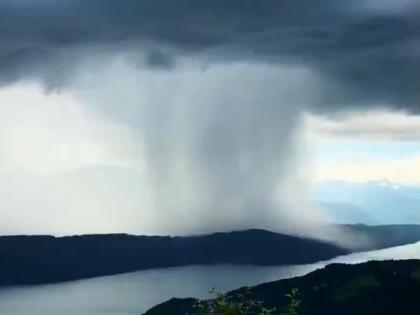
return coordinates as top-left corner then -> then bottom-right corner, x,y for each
143,259 -> 420,315
3,225 -> 420,286
314,180 -> 420,225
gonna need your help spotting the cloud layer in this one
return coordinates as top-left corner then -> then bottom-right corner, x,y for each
315,156 -> 420,185
307,111 -> 420,141
0,1 -> 418,240
0,0 -> 419,108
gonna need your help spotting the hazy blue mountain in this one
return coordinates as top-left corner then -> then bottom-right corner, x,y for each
314,180 -> 420,225
320,202 -> 379,225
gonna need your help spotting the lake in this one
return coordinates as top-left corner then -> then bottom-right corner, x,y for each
1,241 -> 420,315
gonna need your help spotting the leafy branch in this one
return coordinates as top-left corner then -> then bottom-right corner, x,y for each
191,287 -> 300,315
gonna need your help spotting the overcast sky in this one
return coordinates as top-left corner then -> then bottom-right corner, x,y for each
0,0 -> 419,237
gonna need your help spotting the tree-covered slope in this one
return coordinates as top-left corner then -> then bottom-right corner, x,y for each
3,224 -> 420,286
144,259 -> 420,315
0,229 -> 348,286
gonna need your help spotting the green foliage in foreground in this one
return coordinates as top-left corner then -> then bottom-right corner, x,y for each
193,288 -> 300,315
280,289 -> 300,315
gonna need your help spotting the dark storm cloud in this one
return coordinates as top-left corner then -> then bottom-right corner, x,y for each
4,0 -> 418,242
0,0 -> 419,107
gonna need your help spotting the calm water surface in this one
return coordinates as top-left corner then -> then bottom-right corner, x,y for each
1,242 -> 419,315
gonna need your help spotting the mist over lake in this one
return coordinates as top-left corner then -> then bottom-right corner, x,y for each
1,242 -> 419,315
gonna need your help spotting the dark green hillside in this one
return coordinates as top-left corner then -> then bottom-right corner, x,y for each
2,224 -> 420,286
143,259 -> 420,315
0,230 -> 348,286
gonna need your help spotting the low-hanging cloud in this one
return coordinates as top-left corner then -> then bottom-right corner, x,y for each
0,63 -> 335,239
68,61 -> 331,236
